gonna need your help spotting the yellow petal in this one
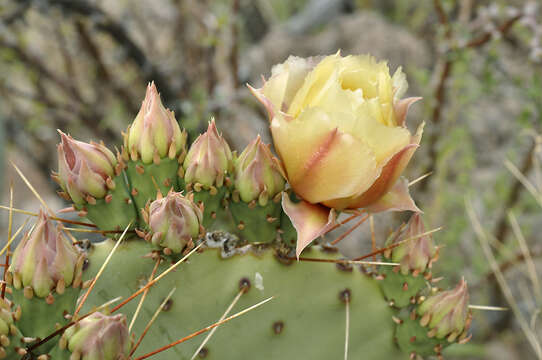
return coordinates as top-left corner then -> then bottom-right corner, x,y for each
271,107 -> 380,204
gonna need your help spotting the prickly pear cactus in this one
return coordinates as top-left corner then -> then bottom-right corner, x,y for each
2,53 -> 473,359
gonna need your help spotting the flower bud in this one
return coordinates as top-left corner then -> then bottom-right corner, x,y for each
387,214 -> 437,275
234,135 -> 285,206
145,191 -> 203,253
61,312 -> 130,360
56,131 -> 118,205
183,120 -> 233,188
9,211 -> 80,298
125,82 -> 187,164
417,278 -> 471,341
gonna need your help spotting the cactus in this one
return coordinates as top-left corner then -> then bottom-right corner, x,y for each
1,53 -> 475,360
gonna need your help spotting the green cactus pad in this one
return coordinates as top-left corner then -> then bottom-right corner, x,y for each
378,266 -> 428,308
394,309 -> 448,357
75,173 -> 138,232
126,158 -> 181,214
230,200 -> 281,243
78,239 -> 400,359
192,186 -> 228,229
11,286 -> 80,354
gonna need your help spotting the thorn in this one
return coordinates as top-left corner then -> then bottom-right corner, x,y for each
136,165 -> 145,175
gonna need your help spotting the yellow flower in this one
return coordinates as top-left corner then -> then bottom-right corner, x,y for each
250,52 -> 423,257
251,52 -> 422,211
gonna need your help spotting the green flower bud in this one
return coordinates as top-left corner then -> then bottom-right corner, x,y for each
233,135 -> 285,206
417,278 -> 471,341
125,82 -> 187,164
183,120 -> 233,188
56,131 -> 118,205
144,191 -> 203,254
61,312 -> 130,360
387,213 -> 437,275
9,211 -> 81,298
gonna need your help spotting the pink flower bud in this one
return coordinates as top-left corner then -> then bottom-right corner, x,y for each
9,211 -> 80,298
183,120 -> 233,188
234,136 -> 285,205
388,214 -> 437,275
146,192 -> 203,253
57,131 -> 117,205
417,278 -> 471,340
126,82 -> 187,164
61,312 -> 130,360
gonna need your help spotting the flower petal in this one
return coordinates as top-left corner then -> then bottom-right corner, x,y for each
323,122 -> 424,209
365,177 -> 420,213
394,97 -> 422,127
271,108 -> 380,203
282,193 -> 336,259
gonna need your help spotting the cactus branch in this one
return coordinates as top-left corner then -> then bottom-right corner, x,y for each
133,296 -> 275,360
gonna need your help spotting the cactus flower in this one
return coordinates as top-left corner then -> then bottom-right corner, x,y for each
387,214 -> 437,275
145,191 -> 203,253
183,120 -> 233,188
234,135 -> 285,206
125,82 -> 187,164
9,211 -> 80,298
56,131 -> 118,205
61,312 -> 130,360
250,52 -> 423,257
417,278 -> 471,341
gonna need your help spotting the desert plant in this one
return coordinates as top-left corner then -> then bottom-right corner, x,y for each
2,53 -> 473,360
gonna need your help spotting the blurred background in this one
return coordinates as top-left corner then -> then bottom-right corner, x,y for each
0,0 -> 541,358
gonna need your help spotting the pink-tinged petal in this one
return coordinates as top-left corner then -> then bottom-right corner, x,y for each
248,84 -> 276,121
394,97 -> 422,127
365,177 -> 420,213
323,122 -> 424,210
282,193 -> 336,259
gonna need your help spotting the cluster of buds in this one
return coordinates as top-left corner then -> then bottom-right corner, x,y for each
54,131 -> 119,205
183,120 -> 233,191
232,135 -> 285,207
8,211 -> 84,300
385,213 -> 438,277
417,278 -> 472,343
139,191 -> 204,254
123,82 -> 187,165
59,312 -> 131,360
